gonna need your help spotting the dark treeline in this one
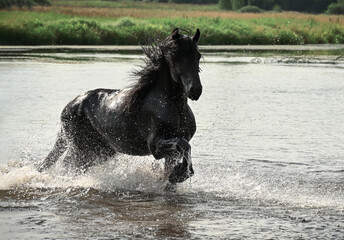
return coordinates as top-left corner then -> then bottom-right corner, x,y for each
250,0 -> 336,13
1,0 -> 342,14
167,0 -> 337,13
0,0 -> 50,8
167,0 -> 219,3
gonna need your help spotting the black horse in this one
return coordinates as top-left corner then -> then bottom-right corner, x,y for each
38,28 -> 202,185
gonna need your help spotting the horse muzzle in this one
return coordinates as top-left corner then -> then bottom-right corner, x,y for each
188,84 -> 202,101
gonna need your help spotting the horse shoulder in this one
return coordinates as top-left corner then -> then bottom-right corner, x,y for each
140,93 -> 172,122
184,104 -> 196,135
139,96 -> 195,141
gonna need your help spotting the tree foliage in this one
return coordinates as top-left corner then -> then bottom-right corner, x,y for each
218,0 -> 338,13
219,0 -> 232,10
326,0 -> 344,14
232,0 -> 245,10
218,0 -> 245,10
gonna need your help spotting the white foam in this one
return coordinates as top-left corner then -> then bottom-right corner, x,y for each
83,155 -> 167,192
1,155 -> 343,210
0,154 -> 167,193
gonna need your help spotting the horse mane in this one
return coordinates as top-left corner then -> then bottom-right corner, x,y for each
120,43 -> 163,114
121,30 -> 199,114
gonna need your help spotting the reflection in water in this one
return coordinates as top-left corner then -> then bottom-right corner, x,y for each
0,187 -> 197,239
81,194 -> 195,239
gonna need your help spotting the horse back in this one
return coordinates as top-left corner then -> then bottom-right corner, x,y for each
61,88 -> 120,121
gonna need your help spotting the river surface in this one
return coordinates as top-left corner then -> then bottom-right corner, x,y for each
0,47 -> 343,239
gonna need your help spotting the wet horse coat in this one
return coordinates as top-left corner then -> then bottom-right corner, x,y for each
38,28 -> 202,184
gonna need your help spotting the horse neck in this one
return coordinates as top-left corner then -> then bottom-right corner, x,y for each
155,61 -> 187,106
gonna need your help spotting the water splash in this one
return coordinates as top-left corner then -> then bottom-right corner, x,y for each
191,162 -> 344,210
0,154 -> 167,193
1,154 -> 343,210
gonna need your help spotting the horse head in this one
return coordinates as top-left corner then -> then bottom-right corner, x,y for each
161,28 -> 203,101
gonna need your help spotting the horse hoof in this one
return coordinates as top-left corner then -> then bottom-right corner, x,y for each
168,161 -> 194,184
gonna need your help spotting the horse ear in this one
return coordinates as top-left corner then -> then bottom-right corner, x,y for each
193,28 -> 200,43
172,28 -> 180,40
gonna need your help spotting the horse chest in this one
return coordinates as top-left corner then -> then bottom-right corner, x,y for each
104,115 -> 149,155
159,105 -> 196,140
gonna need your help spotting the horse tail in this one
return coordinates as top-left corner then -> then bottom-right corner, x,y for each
37,128 -> 68,172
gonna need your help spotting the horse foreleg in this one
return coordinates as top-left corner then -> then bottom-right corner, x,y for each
37,129 -> 67,172
152,138 -> 194,184
164,157 -> 176,180
168,147 -> 194,184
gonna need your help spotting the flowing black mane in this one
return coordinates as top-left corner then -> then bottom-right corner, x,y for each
121,30 -> 201,114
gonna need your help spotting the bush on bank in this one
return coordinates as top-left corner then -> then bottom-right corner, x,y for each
0,15 -> 343,45
326,0 -> 344,14
237,5 -> 264,13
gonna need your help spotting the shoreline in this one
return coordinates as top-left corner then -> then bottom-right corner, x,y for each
1,44 -> 344,54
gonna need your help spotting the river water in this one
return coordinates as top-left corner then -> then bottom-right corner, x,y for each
0,48 -> 343,239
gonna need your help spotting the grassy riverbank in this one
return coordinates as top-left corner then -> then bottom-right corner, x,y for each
0,1 -> 343,45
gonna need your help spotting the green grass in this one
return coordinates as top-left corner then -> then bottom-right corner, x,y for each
0,5 -> 343,45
